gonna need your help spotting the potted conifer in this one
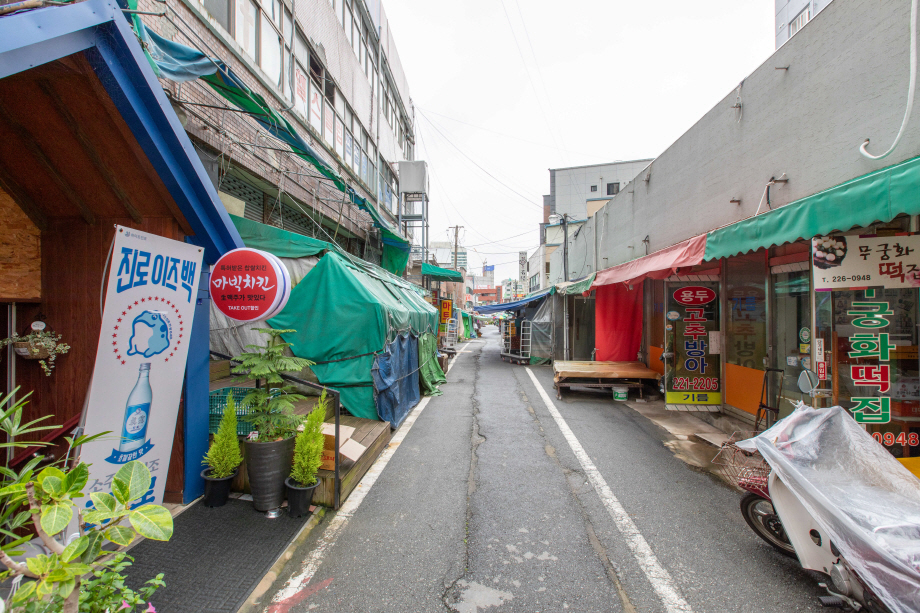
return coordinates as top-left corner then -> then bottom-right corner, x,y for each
286,391 -> 327,517
234,328 -> 312,512
201,393 -> 243,507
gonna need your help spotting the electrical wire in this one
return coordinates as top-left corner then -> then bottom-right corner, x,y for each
416,110 -> 542,209
417,106 -> 607,161
507,0 -> 568,164
860,0 -> 918,160
464,229 -> 537,247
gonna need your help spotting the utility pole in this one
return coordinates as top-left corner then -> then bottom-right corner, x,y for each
561,214 -> 569,283
449,225 -> 463,271
560,214 -> 570,361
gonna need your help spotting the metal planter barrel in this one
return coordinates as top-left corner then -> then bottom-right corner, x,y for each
244,437 -> 295,511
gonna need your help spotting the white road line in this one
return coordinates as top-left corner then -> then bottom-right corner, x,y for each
268,342 -> 473,609
524,367 -> 694,613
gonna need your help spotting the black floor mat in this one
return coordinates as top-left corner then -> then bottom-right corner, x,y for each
126,499 -> 310,613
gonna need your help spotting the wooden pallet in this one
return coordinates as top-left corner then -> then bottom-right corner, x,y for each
552,361 -> 660,400
312,415 -> 391,508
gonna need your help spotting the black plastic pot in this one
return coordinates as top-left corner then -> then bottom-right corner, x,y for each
201,469 -> 237,508
244,438 -> 295,512
285,477 -> 319,517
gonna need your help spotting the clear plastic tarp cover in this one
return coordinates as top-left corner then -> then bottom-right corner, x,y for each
737,405 -> 920,612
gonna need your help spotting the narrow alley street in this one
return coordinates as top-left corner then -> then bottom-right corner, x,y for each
260,327 -> 827,613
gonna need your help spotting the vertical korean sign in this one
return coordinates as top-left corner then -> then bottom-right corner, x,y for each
812,234 -> 920,424
665,284 -> 722,406
845,290 -> 894,423
81,227 -> 204,507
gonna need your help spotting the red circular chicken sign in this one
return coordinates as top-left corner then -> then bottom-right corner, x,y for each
673,286 -> 717,306
211,248 -> 286,322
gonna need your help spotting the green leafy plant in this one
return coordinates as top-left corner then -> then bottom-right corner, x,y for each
0,331 -> 70,376
0,388 -> 172,612
290,391 -> 327,487
203,394 -> 243,478
78,552 -> 164,613
0,461 -> 173,611
232,328 -> 314,442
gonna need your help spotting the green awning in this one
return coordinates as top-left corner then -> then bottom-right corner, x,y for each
557,274 -> 595,295
230,215 -> 333,258
704,154 -> 920,261
422,263 -> 464,282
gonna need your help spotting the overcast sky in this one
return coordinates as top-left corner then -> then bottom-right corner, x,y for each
384,0 -> 776,284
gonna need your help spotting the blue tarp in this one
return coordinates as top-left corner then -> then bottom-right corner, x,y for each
372,333 -> 421,428
473,287 -> 554,314
137,23 -> 217,82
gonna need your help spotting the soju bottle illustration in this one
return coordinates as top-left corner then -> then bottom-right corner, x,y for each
119,363 -> 152,452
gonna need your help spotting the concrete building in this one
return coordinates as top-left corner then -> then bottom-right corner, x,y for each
501,278 -> 524,301
138,0 -> 421,268
473,287 -> 500,305
543,160 -> 653,222
539,161 -> 648,287
775,0 -> 834,48
561,0 -> 920,440
430,240 -> 468,270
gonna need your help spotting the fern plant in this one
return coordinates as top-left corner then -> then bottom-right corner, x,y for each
233,328 -> 314,442
203,394 -> 243,478
291,391 -> 327,487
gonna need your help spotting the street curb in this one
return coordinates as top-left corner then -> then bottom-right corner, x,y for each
236,506 -> 328,613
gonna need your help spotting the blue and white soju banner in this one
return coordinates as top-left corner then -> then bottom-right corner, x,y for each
80,226 -> 204,507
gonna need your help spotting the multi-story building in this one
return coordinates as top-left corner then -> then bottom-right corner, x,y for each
473,287 -> 500,306
538,160 -> 649,287
430,240 -> 468,270
776,0 -> 834,48
501,278 -> 524,301
139,0 -> 421,267
543,160 -> 653,222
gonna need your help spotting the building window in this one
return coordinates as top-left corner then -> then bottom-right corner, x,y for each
789,7 -> 810,38
590,185 -> 597,192
202,0 -> 230,32
606,182 -> 620,196
260,18 -> 282,86
234,0 -> 259,60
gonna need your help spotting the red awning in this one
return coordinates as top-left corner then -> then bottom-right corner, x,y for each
590,234 -> 707,290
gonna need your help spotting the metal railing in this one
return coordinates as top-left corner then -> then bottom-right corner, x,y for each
210,350 -> 342,509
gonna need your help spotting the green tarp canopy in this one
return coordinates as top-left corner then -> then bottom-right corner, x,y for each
419,332 -> 446,396
558,275 -> 594,295
704,154 -> 920,261
462,312 -> 474,338
230,215 -> 333,258
269,251 -> 439,420
422,262 -> 464,282
349,192 -> 412,275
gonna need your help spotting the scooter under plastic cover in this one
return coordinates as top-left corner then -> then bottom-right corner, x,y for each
737,405 -> 920,613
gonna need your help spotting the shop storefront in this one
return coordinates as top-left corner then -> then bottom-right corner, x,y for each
699,154 -> 920,458
596,153 -> 920,460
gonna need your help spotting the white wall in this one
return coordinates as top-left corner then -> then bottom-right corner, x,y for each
594,0 -> 920,270
549,160 -> 652,220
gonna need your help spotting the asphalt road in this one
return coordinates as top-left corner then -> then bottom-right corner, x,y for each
263,327 -> 827,612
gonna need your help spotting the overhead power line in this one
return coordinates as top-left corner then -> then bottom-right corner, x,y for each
416,109 -> 543,210
464,229 -> 537,247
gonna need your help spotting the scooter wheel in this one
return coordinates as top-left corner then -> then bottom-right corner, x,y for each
740,493 -> 796,557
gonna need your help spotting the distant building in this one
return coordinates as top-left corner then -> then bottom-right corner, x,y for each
776,1 -> 834,48
473,287 -> 500,305
543,160 -> 652,222
501,278 -> 524,300
430,240 -> 467,270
